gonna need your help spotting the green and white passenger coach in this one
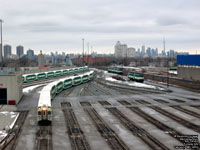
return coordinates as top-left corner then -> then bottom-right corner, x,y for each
23,66 -> 89,83
128,72 -> 144,83
37,70 -> 94,125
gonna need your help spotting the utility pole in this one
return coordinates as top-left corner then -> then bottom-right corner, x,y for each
0,19 -> 3,64
87,42 -> 89,66
91,45 -> 93,55
82,38 -> 84,66
167,60 -> 169,88
164,37 -> 169,88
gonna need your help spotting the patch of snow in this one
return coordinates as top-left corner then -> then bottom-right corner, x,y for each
0,111 -> 10,115
9,113 -> 19,129
105,77 -> 164,90
0,111 -> 19,142
168,70 -> 177,74
23,84 -> 45,93
0,130 -> 7,141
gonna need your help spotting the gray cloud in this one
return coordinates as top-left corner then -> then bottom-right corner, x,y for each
0,0 -> 200,54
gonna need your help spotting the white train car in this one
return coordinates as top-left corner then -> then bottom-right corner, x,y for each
37,70 -> 94,125
37,82 -> 54,125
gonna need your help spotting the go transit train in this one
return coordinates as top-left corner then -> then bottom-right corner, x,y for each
128,72 -> 144,83
108,67 -> 123,74
22,66 -> 88,83
37,70 -> 94,125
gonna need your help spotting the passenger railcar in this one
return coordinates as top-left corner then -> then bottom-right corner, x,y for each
82,73 -> 89,83
73,76 -> 82,85
56,81 -> 64,93
128,72 -> 144,83
36,72 -> 47,80
37,70 -> 94,125
108,67 -> 123,75
22,66 -> 88,83
37,84 -> 53,125
47,72 -> 54,78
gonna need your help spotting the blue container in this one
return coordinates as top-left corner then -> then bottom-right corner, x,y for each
177,55 -> 200,66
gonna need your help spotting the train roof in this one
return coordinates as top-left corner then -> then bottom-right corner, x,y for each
23,66 -> 88,76
38,84 -> 52,107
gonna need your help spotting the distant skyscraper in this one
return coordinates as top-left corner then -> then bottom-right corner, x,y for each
27,49 -> 34,59
127,47 -> 137,57
141,45 -> 145,57
38,50 -> 45,67
137,48 -> 141,56
3,44 -> 12,59
155,48 -> 158,56
146,47 -> 151,57
114,41 -> 127,58
51,52 -> 55,65
16,45 -> 24,58
162,38 -> 166,57
65,54 -> 72,66
168,49 -> 175,57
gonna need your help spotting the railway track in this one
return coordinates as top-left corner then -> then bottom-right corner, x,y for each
187,98 -> 200,101
59,86 -> 76,97
118,100 -> 132,106
106,107 -> 169,150
35,126 -> 52,150
128,107 -> 200,149
151,106 -> 200,133
90,83 -> 112,95
152,99 -> 169,104
94,81 -> 150,95
95,79 -> 165,94
89,81 -> 140,96
0,111 -> 29,150
171,106 -> 200,119
191,105 -> 200,109
61,102 -> 91,150
80,101 -> 129,150
134,99 -> 200,133
98,101 -> 111,106
135,99 -> 151,105
168,99 -> 185,103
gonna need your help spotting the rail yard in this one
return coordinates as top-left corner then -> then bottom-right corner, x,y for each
0,67 -> 200,150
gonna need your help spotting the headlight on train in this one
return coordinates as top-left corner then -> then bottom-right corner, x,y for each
42,107 -> 47,111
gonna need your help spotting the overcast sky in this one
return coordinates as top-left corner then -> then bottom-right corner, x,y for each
1,0 -> 200,54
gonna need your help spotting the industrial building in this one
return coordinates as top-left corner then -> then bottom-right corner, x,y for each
0,70 -> 22,105
177,55 -> 200,81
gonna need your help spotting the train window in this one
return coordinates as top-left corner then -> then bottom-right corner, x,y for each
48,111 -> 51,115
38,111 -> 41,115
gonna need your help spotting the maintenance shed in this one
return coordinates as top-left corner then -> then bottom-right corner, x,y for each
0,71 -> 22,105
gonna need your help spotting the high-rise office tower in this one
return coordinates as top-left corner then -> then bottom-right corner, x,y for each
141,45 -> 145,56
4,44 -> 12,59
38,50 -> 45,67
16,45 -> 24,58
27,49 -> 34,59
114,41 -> 127,58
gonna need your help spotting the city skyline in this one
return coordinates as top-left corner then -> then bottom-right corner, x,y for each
1,0 -> 200,54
